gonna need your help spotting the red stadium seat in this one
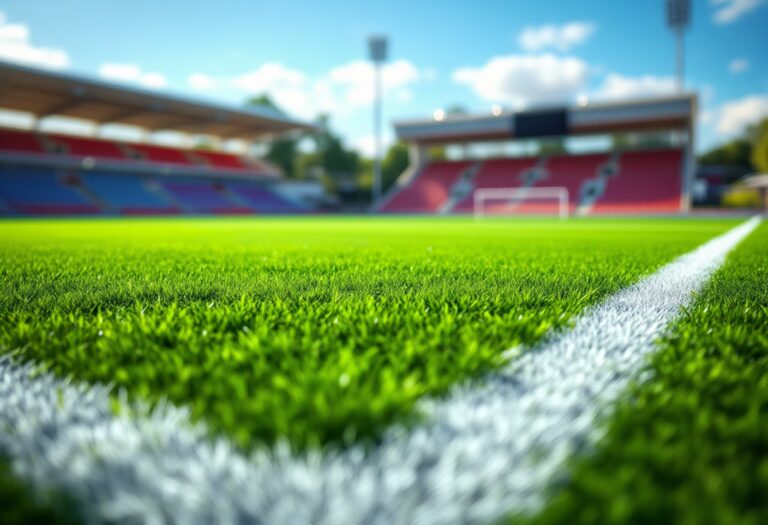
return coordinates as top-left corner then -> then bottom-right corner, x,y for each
592,149 -> 683,213
0,128 -> 276,175
50,134 -> 127,160
130,143 -> 194,165
195,150 -> 249,170
382,161 -> 473,213
537,154 -> 609,213
452,158 -> 538,213
0,128 -> 46,154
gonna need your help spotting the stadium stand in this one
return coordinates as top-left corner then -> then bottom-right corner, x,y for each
381,160 -> 473,213
0,127 -> 308,216
1,128 -> 277,175
81,172 -> 179,215
540,153 -> 610,212
0,61 -> 694,216
160,179 -> 252,214
384,150 -> 683,215
592,149 -> 683,213
227,181 -> 304,213
391,95 -> 695,215
0,62 -> 316,216
0,166 -> 100,215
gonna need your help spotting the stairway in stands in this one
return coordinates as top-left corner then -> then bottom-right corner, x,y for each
380,160 -> 474,213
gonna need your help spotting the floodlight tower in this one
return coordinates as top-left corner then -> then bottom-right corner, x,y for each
666,0 -> 691,92
368,35 -> 388,205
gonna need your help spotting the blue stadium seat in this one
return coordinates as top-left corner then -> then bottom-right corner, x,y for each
161,179 -> 252,214
82,172 -> 177,214
0,166 -> 100,215
227,182 -> 303,213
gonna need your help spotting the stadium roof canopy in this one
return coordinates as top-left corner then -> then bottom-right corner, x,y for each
394,94 -> 696,144
0,60 -> 313,140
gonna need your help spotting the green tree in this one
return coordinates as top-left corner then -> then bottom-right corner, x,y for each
357,157 -> 373,193
246,94 -> 285,115
634,133 -> 673,149
246,94 -> 299,177
698,138 -> 752,168
445,104 -> 468,116
302,114 -> 359,177
295,151 -> 322,180
265,136 -> 299,178
750,118 -> 768,173
427,146 -> 447,161
322,135 -> 358,175
243,96 -> 365,183
611,134 -> 631,150
535,138 -> 567,156
381,142 -> 410,191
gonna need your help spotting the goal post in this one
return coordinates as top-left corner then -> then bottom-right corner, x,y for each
473,187 -> 569,220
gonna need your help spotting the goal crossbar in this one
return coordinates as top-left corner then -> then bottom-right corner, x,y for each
473,187 -> 569,219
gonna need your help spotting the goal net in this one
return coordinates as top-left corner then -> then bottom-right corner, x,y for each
473,187 -> 569,219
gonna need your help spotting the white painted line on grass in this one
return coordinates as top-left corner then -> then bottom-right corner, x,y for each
0,217 -> 761,525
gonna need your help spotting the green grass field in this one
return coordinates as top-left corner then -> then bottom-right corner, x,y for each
519,222 -> 768,525
0,216 -> 764,524
0,460 -> 80,525
0,217 -> 737,450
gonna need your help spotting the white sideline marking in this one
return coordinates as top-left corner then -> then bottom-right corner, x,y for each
0,217 -> 761,525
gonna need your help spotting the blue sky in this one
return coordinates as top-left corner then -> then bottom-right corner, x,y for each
0,0 -> 766,153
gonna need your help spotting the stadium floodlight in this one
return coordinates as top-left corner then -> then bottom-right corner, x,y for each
666,0 -> 691,91
368,35 -> 388,205
473,187 -> 569,220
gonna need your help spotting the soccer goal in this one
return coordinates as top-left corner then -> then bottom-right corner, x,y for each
473,187 -> 570,219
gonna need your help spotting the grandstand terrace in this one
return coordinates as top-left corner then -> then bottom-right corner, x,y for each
381,95 -> 696,215
0,60 -> 316,216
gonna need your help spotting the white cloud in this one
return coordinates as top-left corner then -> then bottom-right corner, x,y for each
0,11 -> 69,69
187,73 -> 217,90
352,133 -> 395,158
714,94 -> 768,135
452,54 -> 589,107
711,0 -> 766,24
140,72 -> 167,89
327,59 -> 419,106
229,59 -> 420,119
231,62 -> 317,117
100,63 -> 142,81
422,67 -> 439,81
232,62 -> 306,94
99,62 -> 168,89
728,57 -> 750,73
593,73 -> 676,101
700,84 -> 717,103
519,22 -> 595,52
